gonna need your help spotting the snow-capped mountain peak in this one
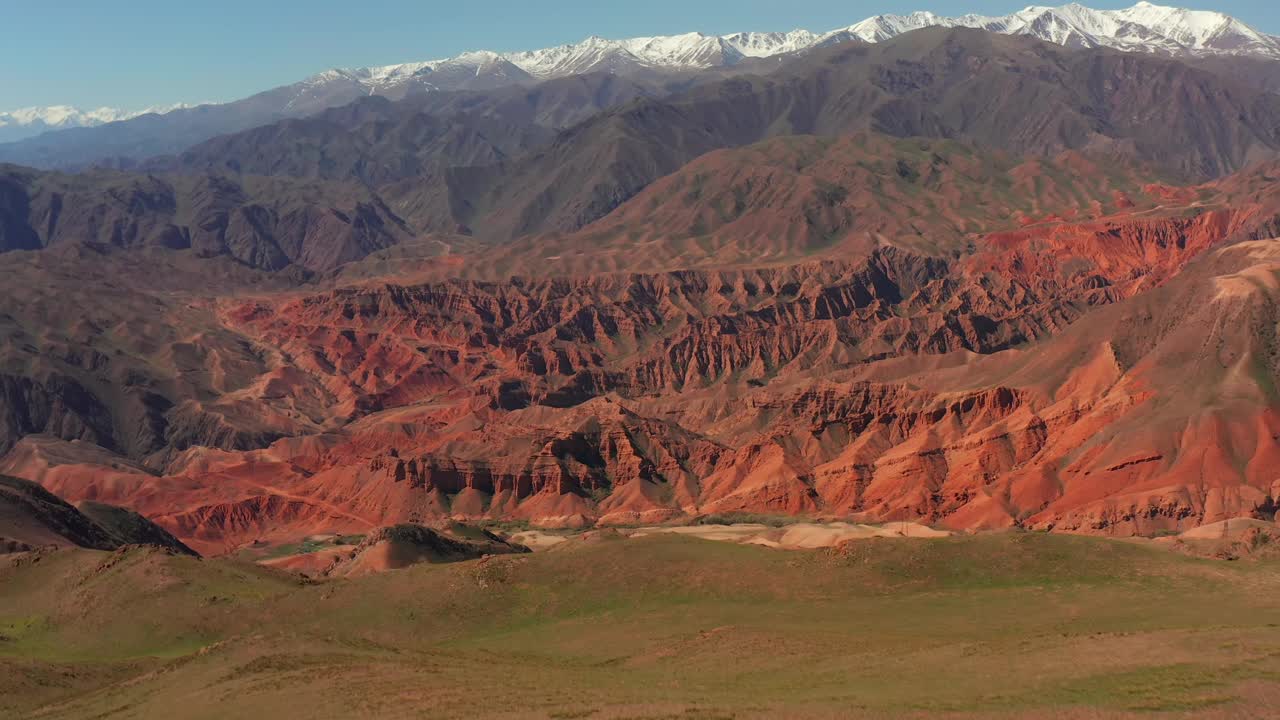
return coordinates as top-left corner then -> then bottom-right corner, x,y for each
322,2 -> 1278,100
721,29 -> 823,58
0,105 -> 130,130
0,103 -> 199,143
836,2 -> 1280,56
845,11 -> 956,43
6,3 -> 1277,150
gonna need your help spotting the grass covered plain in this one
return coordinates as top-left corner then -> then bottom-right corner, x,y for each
3,532 -> 1280,719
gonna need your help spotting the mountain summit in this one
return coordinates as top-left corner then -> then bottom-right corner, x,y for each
2,3 -> 1276,168
845,2 -> 1280,56
330,2 -> 1279,97
0,103 -> 196,144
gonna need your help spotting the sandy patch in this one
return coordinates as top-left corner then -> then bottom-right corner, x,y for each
1179,518 -> 1278,540
629,524 -> 773,542
506,530 -> 571,550
260,546 -> 350,576
629,522 -> 950,549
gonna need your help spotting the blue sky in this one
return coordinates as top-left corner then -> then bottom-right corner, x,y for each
1,0 -> 1276,110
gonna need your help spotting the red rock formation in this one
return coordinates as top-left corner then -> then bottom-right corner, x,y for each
4,154 -> 1280,553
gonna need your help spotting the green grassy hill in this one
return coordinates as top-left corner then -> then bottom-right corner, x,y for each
4,533 -> 1280,718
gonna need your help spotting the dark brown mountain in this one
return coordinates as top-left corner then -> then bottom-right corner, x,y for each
0,76 -> 684,275
425,28 -> 1280,240
162,28 -> 1280,247
1188,55 -> 1280,93
0,474 -> 116,550
6,28 -> 1277,278
0,59 -> 539,171
76,499 -> 198,556
0,55 -> 727,172
475,133 -> 1172,276
153,73 -> 665,185
0,165 -> 410,271
0,248 -> 297,461
0,474 -> 194,554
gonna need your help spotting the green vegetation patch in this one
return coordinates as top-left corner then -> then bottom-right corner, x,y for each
4,533 -> 1280,719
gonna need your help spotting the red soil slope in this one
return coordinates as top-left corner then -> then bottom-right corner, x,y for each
2,146 -> 1278,553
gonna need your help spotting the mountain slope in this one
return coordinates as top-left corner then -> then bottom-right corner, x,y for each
0,165 -> 411,271
157,73 -> 663,186
478,133 -> 1171,275
153,160 -> 1280,537
844,2 -> 1280,57
4,3 -> 1276,170
8,27 -> 1279,267
331,1 -> 1280,96
5,135 -> 1277,545
0,474 -> 194,553
382,28 -> 1280,240
0,84 -> 374,170
0,474 -> 117,550
6,28 -> 1279,269
0,104 -> 195,144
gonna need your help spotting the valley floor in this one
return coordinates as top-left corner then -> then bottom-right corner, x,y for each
4,532 -> 1280,718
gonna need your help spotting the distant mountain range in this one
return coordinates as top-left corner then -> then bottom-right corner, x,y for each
2,2 -> 1278,168
7,26 -> 1279,269
849,2 -> 1280,54
334,0 -> 1280,93
0,103 -> 195,144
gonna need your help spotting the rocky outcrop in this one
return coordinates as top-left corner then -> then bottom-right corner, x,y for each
401,30 -> 1280,240
75,501 -> 197,556
229,201 -> 1244,417
324,523 -> 529,576
0,474 -> 196,555
0,166 -> 410,271
0,374 -> 117,457
4,128 -> 1280,551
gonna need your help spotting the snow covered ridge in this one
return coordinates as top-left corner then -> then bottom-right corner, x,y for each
331,30 -> 840,90
0,106 -> 132,129
0,102 -> 203,143
337,1 -> 1280,91
4,2 -> 1277,131
0,103 -> 197,130
845,2 -> 1280,56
